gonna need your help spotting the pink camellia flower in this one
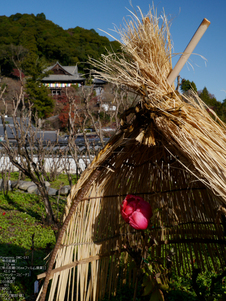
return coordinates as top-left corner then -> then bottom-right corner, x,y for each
121,194 -> 152,230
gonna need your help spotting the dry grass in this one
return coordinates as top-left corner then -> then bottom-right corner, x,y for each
37,6 -> 226,301
91,5 -> 226,203
91,5 -> 173,104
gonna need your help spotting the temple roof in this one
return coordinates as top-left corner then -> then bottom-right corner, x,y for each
42,62 -> 85,83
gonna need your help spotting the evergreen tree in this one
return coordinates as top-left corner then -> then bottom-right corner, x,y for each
221,99 -> 226,122
181,79 -> 197,93
190,81 -> 197,92
0,13 -> 121,72
0,44 -> 28,76
25,81 -> 54,118
199,87 -> 226,123
199,87 -> 210,103
36,13 -> 46,20
24,56 -> 54,118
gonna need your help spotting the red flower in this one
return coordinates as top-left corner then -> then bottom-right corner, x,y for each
121,195 -> 152,230
2,212 -> 6,216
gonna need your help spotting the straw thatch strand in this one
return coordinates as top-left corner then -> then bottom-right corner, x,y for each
91,6 -> 173,103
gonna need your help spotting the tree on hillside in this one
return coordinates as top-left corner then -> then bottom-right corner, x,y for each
221,99 -> 226,122
199,87 -> 210,102
199,87 -> 219,109
36,13 -> 46,20
25,81 -> 54,118
0,44 -> 28,77
23,55 -> 54,118
198,87 -> 226,123
0,47 -> 54,118
0,13 -> 121,71
181,81 -> 226,124
181,79 -> 197,93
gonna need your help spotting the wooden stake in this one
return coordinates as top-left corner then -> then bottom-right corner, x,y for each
167,18 -> 210,85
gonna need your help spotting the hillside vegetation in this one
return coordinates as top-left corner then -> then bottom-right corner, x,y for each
0,12 -> 120,75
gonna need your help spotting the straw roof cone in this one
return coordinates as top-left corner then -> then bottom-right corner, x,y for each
37,7 -> 226,301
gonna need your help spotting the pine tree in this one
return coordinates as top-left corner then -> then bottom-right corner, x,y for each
181,79 -> 197,93
24,56 -> 54,118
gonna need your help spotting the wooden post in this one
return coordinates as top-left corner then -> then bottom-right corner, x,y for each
167,18 -> 210,86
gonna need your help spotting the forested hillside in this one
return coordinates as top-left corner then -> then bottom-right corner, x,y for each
0,12 -> 120,75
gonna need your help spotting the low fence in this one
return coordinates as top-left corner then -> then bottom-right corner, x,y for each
0,155 -> 92,174
0,137 -> 110,176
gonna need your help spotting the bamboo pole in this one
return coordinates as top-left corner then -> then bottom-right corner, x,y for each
167,18 -> 210,85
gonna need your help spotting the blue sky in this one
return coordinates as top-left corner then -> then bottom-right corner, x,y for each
1,0 -> 226,101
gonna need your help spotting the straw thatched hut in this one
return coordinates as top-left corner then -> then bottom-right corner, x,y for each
37,7 -> 226,301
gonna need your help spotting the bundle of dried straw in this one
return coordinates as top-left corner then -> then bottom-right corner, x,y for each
37,6 -> 226,301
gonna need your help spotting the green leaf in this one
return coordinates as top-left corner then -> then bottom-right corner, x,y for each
150,289 -> 165,301
159,284 -> 169,291
142,277 -> 154,296
143,274 -> 152,287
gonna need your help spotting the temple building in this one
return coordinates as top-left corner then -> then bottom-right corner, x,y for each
42,62 -> 85,96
